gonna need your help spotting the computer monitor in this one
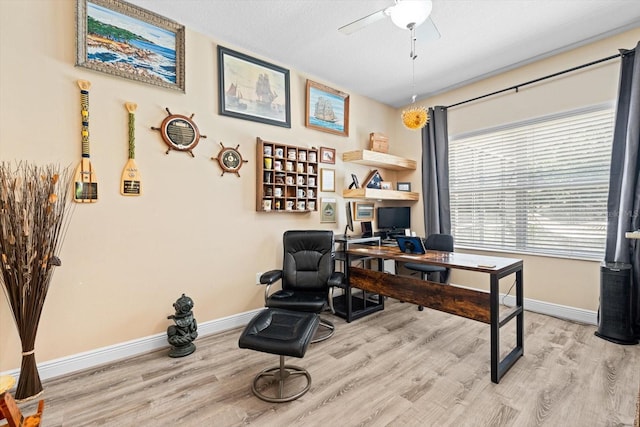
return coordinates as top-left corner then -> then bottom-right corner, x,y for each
344,201 -> 354,236
377,207 -> 410,235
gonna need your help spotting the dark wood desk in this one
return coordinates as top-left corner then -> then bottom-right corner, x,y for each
344,244 -> 524,384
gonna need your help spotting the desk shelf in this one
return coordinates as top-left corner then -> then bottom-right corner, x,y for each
332,293 -> 384,322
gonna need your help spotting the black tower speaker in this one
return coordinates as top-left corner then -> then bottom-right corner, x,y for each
595,262 -> 638,345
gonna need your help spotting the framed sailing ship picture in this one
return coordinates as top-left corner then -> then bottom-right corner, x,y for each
217,45 -> 291,128
305,80 -> 349,137
76,0 -> 185,91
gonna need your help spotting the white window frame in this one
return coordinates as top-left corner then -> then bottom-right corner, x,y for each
449,103 -> 615,260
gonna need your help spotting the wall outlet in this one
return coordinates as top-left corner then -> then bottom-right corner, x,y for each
256,272 -> 263,285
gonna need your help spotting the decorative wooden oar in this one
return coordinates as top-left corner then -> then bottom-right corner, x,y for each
121,102 -> 142,196
73,80 -> 98,202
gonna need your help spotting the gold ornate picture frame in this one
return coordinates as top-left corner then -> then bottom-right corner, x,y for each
76,0 -> 185,91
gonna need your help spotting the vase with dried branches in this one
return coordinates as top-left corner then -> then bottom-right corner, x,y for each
0,162 -> 73,400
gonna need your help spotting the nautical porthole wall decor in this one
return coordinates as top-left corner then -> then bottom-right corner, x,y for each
151,107 -> 207,156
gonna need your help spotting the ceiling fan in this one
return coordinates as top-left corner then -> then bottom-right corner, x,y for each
338,0 -> 440,41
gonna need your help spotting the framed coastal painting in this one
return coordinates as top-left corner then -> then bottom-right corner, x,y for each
305,80 -> 349,137
76,0 -> 185,91
218,45 -> 291,128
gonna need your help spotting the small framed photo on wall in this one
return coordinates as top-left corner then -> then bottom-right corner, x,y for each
354,202 -> 375,221
320,168 -> 335,192
320,147 -> 336,164
320,198 -> 337,223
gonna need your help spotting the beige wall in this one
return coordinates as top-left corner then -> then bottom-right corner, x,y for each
1,0 -> 638,373
0,0 -> 397,371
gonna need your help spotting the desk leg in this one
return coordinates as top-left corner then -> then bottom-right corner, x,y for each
491,267 -> 525,383
490,274 -> 500,383
345,253 -> 353,322
516,268 -> 524,350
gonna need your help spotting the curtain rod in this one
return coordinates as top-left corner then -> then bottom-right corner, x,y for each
445,53 -> 622,109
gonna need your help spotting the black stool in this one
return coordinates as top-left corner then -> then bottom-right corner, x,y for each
238,308 -> 319,402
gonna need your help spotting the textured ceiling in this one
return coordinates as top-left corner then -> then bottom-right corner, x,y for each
127,0 -> 640,108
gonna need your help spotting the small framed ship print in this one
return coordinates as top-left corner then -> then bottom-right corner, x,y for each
305,80 -> 349,137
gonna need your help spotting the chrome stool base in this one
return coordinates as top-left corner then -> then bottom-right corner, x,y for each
311,317 -> 335,343
252,355 -> 312,402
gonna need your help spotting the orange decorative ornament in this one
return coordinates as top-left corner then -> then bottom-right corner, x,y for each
401,106 -> 428,130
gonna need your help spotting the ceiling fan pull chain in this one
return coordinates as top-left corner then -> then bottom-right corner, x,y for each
410,24 -> 418,101
409,23 -> 417,59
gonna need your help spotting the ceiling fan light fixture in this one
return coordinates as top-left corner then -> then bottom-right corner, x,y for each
389,0 -> 432,30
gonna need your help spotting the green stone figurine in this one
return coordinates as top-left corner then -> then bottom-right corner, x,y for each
167,294 -> 198,357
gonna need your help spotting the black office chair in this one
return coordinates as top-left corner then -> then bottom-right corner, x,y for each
259,230 -> 344,343
404,233 -> 454,311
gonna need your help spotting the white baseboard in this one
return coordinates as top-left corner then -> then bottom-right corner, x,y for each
501,294 -> 597,325
0,308 -> 262,382
1,298 -> 597,383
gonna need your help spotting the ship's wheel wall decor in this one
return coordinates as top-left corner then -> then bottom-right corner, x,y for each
213,142 -> 248,176
151,108 -> 207,156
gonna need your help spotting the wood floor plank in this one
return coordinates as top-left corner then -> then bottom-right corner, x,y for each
9,299 -> 640,427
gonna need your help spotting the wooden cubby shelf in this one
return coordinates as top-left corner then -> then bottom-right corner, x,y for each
343,149 -> 419,201
256,137 -> 318,213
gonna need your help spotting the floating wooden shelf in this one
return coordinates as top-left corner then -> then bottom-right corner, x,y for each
343,149 -> 419,201
343,188 -> 419,201
342,150 -> 417,171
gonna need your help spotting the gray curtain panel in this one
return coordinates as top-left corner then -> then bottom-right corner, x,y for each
420,106 -> 451,236
604,41 -> 640,331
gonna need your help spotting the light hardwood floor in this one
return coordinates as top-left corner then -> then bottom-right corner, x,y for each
14,299 -> 640,426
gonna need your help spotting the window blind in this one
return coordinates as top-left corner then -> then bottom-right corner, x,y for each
449,106 -> 615,259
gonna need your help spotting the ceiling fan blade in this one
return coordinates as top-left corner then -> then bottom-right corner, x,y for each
338,8 -> 388,35
416,17 -> 441,42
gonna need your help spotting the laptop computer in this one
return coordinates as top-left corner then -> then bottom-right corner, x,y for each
395,236 -> 426,254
